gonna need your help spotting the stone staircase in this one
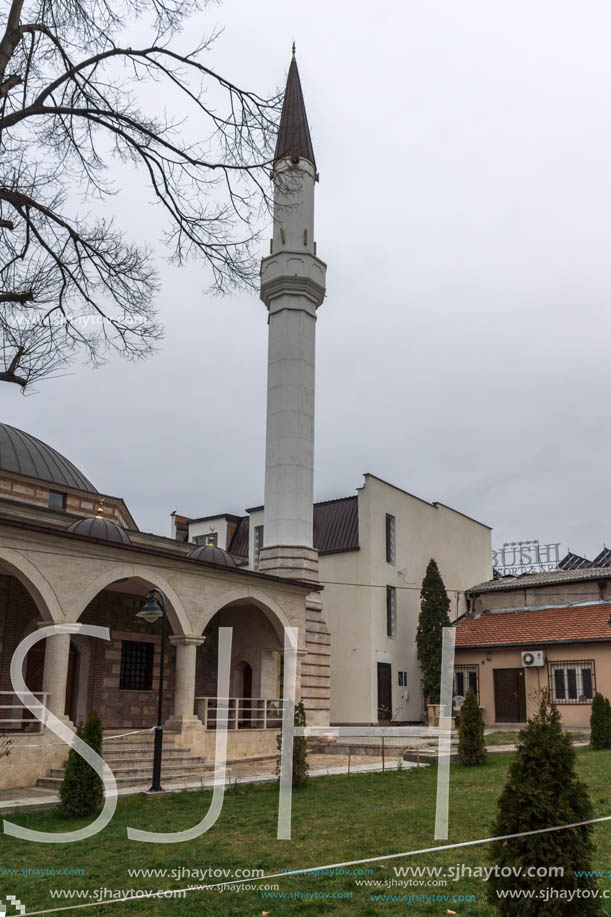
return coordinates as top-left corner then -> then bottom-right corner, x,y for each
37,731 -> 220,790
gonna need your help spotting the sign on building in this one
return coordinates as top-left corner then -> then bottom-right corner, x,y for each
492,540 -> 561,576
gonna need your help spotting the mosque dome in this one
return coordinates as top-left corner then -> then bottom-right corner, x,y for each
67,516 -> 131,545
188,543 -> 236,568
0,423 -> 96,492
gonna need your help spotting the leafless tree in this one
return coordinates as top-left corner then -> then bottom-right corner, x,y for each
0,0 -> 281,390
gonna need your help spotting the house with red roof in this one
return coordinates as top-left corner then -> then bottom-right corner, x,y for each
454,567 -> 611,727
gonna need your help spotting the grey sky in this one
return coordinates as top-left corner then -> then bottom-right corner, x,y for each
3,0 -> 610,561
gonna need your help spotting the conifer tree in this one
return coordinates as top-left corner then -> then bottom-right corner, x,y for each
590,693 -> 611,749
457,691 -> 486,765
416,559 -> 451,705
60,712 -> 104,817
488,691 -> 599,915
276,701 -> 309,788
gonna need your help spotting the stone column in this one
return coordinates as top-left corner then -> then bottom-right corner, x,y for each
38,623 -> 72,724
165,635 -> 206,733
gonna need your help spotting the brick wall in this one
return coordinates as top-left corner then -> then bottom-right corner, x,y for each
0,472 -> 131,527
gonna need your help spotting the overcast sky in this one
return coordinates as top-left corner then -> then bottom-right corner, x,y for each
3,0 -> 611,562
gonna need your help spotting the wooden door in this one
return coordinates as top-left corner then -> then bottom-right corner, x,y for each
377,662 -> 392,721
493,668 -> 526,722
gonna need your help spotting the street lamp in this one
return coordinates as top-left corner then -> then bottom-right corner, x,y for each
136,588 -> 167,792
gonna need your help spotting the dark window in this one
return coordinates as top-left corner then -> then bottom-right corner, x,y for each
48,490 -> 66,509
120,641 -> 154,691
254,525 -> 264,570
453,665 -> 479,703
386,586 -> 397,637
385,514 -> 396,564
398,671 -> 407,686
582,667 -> 593,700
549,661 -> 595,704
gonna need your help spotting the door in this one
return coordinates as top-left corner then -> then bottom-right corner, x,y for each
377,662 -> 392,721
239,663 -> 253,728
493,668 -> 526,722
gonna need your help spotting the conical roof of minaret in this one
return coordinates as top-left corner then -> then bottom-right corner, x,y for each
274,49 -> 316,168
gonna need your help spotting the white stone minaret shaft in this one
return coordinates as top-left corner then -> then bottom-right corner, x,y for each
258,53 -> 326,581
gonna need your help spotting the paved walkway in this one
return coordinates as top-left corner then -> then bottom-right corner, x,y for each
0,752 -> 416,815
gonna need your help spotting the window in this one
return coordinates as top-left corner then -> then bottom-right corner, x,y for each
386,586 -> 397,637
254,525 -> 264,570
120,641 -> 154,691
194,532 -> 218,547
454,665 -> 479,702
385,514 -> 396,564
398,670 -> 408,687
48,490 -> 66,510
548,660 -> 595,704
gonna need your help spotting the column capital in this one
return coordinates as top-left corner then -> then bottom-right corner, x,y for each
169,634 -> 206,647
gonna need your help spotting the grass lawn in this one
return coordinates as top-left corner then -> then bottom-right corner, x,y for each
1,750 -> 611,915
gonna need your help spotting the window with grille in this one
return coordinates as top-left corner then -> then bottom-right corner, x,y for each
385,514 -> 396,564
254,525 -> 264,570
548,660 -> 595,704
453,665 -> 479,702
120,641 -> 154,691
386,586 -> 397,637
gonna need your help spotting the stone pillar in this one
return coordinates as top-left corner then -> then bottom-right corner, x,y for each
165,635 -> 206,733
38,623 -> 72,724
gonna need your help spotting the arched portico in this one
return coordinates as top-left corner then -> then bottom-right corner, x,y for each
0,546 -> 62,623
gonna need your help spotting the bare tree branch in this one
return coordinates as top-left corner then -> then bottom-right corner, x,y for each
0,0 -> 281,391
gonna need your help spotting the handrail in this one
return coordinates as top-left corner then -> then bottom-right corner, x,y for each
194,696 -> 284,730
0,691 -> 49,734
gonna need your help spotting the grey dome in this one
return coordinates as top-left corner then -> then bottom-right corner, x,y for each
0,423 -> 96,492
188,544 -> 236,567
67,516 -> 130,545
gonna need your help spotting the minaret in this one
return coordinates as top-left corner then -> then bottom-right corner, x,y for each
258,47 -> 326,581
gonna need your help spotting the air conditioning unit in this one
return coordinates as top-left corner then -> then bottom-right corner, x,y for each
521,650 -> 545,667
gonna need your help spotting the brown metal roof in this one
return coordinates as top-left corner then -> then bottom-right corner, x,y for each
225,496 -> 359,559
274,54 -> 316,167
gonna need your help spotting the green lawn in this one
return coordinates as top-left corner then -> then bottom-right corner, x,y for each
485,730 -> 587,746
1,750 -> 611,915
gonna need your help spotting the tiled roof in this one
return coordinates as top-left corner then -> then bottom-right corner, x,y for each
455,602 -> 611,648
225,496 -> 359,558
470,566 -> 611,594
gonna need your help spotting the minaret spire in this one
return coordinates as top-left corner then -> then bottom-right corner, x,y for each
258,50 -> 327,581
274,52 -> 316,169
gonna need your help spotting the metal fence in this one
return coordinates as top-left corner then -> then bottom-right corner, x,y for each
195,696 -> 283,730
0,690 -> 49,734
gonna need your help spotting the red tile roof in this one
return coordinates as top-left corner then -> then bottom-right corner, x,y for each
455,603 -> 611,648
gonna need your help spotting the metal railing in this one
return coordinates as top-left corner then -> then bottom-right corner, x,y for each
0,690 -> 49,734
195,697 -> 283,730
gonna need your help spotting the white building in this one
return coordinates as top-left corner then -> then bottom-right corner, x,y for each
173,473 -> 492,724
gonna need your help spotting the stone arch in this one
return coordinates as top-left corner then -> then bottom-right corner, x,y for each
66,563 -> 191,636
0,545 -> 62,623
197,587 -> 293,643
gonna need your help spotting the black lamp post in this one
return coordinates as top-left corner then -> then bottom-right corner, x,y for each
137,588 -> 167,793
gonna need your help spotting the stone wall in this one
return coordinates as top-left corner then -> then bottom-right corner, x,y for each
0,471 -> 131,527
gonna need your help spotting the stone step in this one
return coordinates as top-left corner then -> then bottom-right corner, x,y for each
38,769 -> 225,789
102,748 -> 198,762
46,760 -> 214,782
101,756 -> 208,772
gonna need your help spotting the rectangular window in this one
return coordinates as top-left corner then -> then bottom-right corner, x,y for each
385,514 -> 396,564
386,586 -> 397,637
549,660 -> 595,704
453,665 -> 479,702
120,641 -> 154,691
398,670 -> 407,687
48,490 -> 66,510
194,532 -> 218,547
254,525 -> 264,570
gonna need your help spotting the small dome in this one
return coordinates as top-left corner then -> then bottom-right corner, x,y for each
0,423 -> 96,491
188,544 -> 236,568
67,516 -> 130,545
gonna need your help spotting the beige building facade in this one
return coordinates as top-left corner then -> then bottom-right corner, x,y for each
454,567 -> 611,728
175,473 -> 492,725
